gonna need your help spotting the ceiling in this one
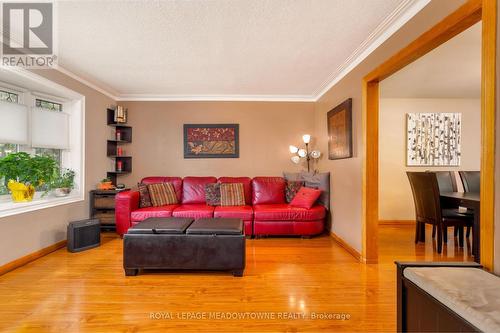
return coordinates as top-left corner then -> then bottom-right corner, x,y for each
54,0 -> 429,101
380,22 -> 481,99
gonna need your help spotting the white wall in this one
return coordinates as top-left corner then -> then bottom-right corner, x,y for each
379,98 -> 481,221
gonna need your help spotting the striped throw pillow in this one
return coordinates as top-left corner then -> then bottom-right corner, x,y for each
147,182 -> 178,206
220,183 -> 245,206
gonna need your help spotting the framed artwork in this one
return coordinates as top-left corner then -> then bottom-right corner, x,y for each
406,113 -> 461,166
184,124 -> 239,158
327,98 -> 353,160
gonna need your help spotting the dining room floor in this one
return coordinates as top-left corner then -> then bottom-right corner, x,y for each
0,224 -> 473,333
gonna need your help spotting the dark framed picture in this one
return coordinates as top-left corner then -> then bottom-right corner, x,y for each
184,124 -> 239,158
327,98 -> 353,160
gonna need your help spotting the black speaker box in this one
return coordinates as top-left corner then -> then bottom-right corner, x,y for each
67,219 -> 101,252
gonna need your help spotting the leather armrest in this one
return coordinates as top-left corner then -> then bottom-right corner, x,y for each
115,190 -> 140,235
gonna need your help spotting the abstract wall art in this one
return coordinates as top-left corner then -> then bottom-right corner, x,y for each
327,98 -> 353,160
183,124 -> 239,158
406,113 -> 461,166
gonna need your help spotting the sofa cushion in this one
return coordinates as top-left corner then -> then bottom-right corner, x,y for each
137,183 -> 152,208
220,183 -> 246,206
172,204 -> 215,219
141,177 -> 183,202
285,180 -> 304,203
252,177 -> 286,205
182,176 -> 217,204
131,205 -> 179,222
218,177 -> 252,205
290,187 -> 322,209
147,182 -> 178,206
214,205 -> 253,220
253,204 -> 326,221
284,172 -> 330,209
205,183 -> 221,206
253,220 -> 324,236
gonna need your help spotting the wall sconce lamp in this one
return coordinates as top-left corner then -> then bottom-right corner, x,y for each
289,134 -> 321,172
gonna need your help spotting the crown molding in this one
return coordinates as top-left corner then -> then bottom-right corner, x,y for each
312,0 -> 431,100
116,94 -> 316,102
51,0 -> 429,103
54,65 -> 119,100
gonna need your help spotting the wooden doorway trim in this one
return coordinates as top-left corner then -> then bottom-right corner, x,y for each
362,0 -> 496,269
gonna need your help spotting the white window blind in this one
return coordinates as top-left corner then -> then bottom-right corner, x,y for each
31,107 -> 69,149
0,100 -> 29,145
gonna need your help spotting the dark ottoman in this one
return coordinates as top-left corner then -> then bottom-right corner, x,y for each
123,217 -> 245,277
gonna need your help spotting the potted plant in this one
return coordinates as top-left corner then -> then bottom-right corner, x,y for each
0,152 -> 58,202
51,168 -> 76,197
97,177 -> 114,190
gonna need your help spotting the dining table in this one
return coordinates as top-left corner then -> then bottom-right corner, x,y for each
440,192 -> 480,263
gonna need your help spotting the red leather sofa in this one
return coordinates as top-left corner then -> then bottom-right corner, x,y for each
116,176 -> 326,237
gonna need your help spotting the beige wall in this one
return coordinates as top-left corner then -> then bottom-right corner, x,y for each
118,101 -> 315,184
314,0 -> 467,252
379,98 -> 481,221
0,70 -> 114,266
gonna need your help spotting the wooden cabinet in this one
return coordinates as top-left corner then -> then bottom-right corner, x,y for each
90,190 -> 128,230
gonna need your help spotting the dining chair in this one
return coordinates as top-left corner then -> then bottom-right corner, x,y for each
459,171 -> 480,193
406,172 -> 473,253
459,171 -> 480,238
434,171 -> 458,240
435,171 -> 458,192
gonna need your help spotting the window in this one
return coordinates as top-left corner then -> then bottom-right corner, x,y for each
35,98 -> 62,112
0,72 -> 85,218
34,98 -> 64,167
0,94 -> 65,194
0,89 -> 18,103
0,90 -> 20,195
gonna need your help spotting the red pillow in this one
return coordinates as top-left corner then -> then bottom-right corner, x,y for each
289,187 -> 321,209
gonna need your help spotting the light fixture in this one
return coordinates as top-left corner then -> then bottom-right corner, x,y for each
310,150 -> 321,159
289,145 -> 299,154
288,134 -> 321,172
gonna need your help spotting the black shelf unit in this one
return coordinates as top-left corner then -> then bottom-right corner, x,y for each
89,189 -> 129,231
106,108 -> 132,185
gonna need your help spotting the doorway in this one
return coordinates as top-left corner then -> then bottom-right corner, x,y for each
378,22 -> 480,261
361,0 -> 496,269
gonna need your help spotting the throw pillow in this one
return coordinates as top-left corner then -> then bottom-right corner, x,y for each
137,183 -> 152,208
220,183 -> 246,206
289,187 -> 322,209
205,183 -> 221,206
285,180 -> 304,203
284,171 -> 330,209
147,182 -> 178,207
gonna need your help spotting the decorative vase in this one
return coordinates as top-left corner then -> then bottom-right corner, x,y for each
54,188 -> 71,197
7,180 -> 35,202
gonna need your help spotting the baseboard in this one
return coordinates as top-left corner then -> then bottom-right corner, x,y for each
0,240 -> 67,276
378,220 -> 416,225
330,232 -> 362,262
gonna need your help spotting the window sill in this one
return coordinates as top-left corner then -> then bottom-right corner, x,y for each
0,191 -> 84,219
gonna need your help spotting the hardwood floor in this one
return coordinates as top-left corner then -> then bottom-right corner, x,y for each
0,225 -> 473,332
